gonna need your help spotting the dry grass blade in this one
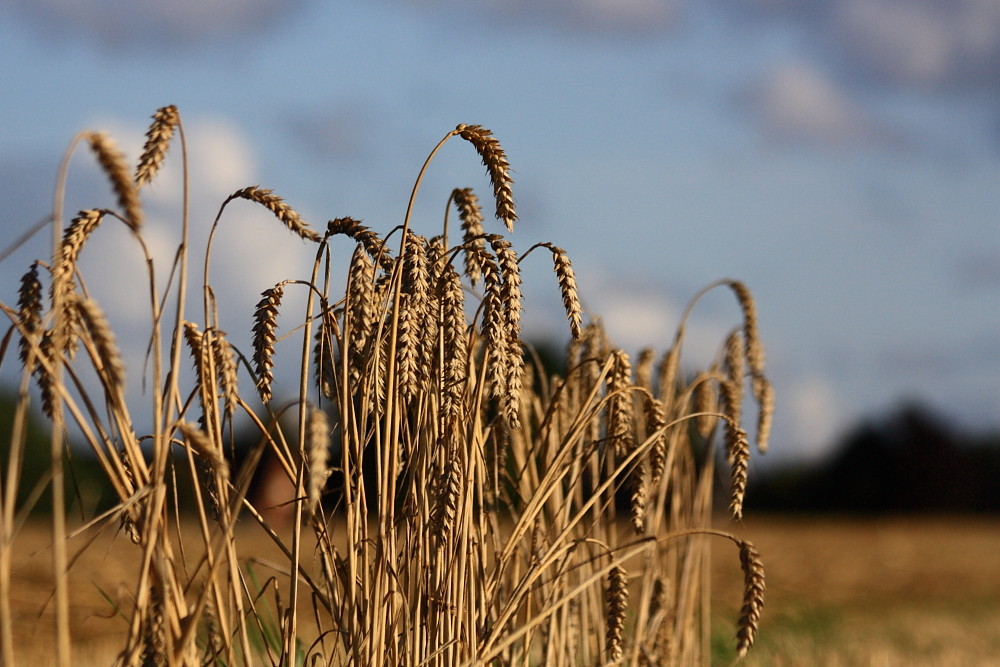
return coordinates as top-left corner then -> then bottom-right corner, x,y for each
455,124 -> 517,231
229,186 -> 320,243
736,540 -> 765,660
135,104 -> 179,187
86,132 -> 142,231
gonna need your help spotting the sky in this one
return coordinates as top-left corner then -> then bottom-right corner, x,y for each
0,0 -> 997,465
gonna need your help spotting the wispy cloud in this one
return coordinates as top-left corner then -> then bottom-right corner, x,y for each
3,0 -> 307,51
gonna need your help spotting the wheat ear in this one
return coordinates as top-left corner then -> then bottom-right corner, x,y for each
606,564 -> 629,663
135,104 -> 179,187
86,132 -> 142,231
736,540 -> 765,659
252,283 -> 285,403
228,186 -> 321,243
455,124 -> 517,231
17,261 -> 43,368
306,403 -> 330,515
451,187 -> 487,285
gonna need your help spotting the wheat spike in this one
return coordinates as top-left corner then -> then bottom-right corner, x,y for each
755,376 -> 774,454
607,350 -> 635,455
178,422 -> 229,487
17,261 -> 43,369
252,283 -> 285,403
229,186 -> 320,243
736,540 -> 765,659
210,328 -> 239,421
73,295 -> 126,390
544,243 -> 583,339
326,217 -> 394,270
606,564 -> 629,663
452,187 -> 487,285
728,426 -> 750,520
87,132 -> 142,231
306,403 -> 331,515
135,105 -> 179,187
643,394 -> 668,484
455,124 -> 517,231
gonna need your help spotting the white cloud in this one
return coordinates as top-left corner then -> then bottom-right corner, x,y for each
833,0 -> 1000,88
744,61 -> 896,147
783,375 -> 841,461
2,0 -> 305,51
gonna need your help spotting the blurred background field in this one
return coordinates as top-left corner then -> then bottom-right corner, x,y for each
9,514 -> 1000,665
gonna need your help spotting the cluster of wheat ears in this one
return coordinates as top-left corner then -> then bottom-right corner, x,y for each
0,106 -> 771,666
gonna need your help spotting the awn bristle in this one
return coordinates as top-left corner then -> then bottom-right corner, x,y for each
252,283 -> 285,403
134,105 -> 179,188
86,132 -> 142,231
452,187 -> 487,285
306,403 -> 331,515
229,186 -> 321,243
728,426 -> 750,521
736,540 -> 765,659
606,565 -> 629,663
455,124 -> 517,231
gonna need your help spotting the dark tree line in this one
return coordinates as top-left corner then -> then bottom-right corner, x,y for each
748,402 -> 1000,513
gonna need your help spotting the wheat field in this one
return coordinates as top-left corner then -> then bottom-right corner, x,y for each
0,106 -> 773,666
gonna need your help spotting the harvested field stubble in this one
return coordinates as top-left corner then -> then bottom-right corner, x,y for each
1,107 -> 775,666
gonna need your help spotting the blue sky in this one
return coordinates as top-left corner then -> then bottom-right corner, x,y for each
1,0 -> 998,463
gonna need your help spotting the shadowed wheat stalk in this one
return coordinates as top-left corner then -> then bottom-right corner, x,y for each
0,106 -> 772,666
